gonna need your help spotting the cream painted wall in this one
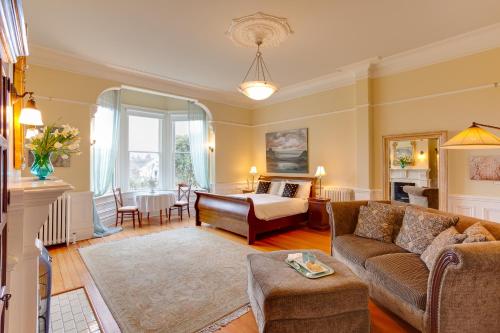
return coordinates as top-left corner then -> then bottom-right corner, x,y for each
25,64 -> 254,191
372,47 -> 500,197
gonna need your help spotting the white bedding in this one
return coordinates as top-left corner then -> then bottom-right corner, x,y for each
228,193 -> 309,221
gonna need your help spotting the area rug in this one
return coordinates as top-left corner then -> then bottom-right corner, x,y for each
79,228 -> 258,333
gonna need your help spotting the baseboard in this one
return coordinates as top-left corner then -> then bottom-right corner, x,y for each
353,188 -> 383,201
448,194 -> 500,223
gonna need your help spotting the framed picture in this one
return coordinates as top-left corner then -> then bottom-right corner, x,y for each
266,128 -> 308,173
391,141 -> 416,167
469,155 -> 500,181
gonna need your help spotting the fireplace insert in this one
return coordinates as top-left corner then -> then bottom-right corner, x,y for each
393,182 -> 414,203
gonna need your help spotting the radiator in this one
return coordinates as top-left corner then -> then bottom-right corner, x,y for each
38,194 -> 71,246
323,187 -> 354,202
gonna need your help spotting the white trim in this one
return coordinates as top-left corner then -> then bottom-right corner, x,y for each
448,194 -> 500,223
373,82 -> 497,107
28,22 -> 500,108
372,22 -> 500,78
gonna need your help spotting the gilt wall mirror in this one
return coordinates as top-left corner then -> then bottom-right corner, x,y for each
382,131 -> 448,210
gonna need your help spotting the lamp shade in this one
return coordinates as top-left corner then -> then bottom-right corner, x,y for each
442,124 -> 500,149
238,81 -> 277,101
315,166 -> 326,177
249,166 -> 258,175
19,105 -> 43,126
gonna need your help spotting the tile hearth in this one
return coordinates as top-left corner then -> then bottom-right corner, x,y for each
49,288 -> 100,333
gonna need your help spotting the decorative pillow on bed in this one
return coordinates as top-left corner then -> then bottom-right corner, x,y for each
294,181 -> 312,199
255,181 -> 271,194
282,183 -> 299,198
462,222 -> 496,243
395,206 -> 459,254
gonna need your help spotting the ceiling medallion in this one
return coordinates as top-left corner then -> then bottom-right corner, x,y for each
227,12 -> 292,101
227,12 -> 292,48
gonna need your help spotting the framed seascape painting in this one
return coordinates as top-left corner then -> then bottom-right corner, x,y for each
469,155 -> 500,181
266,128 -> 308,173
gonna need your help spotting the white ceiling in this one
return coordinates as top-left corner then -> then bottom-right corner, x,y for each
24,0 -> 500,101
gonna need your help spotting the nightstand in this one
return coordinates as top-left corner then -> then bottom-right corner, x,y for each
242,189 -> 254,194
307,197 -> 331,230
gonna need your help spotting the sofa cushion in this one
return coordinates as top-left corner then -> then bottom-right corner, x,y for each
395,206 -> 459,254
366,253 -> 429,310
333,234 -> 407,268
463,222 -> 496,243
420,226 -> 466,270
354,205 -> 396,243
367,201 -> 406,240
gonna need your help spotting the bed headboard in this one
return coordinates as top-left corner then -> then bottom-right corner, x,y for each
258,175 -> 317,198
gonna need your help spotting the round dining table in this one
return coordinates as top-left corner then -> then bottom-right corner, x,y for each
135,191 -> 177,224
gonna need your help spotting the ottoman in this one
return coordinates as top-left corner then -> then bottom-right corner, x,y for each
247,250 -> 369,333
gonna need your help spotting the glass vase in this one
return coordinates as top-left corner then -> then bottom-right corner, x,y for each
30,151 -> 54,180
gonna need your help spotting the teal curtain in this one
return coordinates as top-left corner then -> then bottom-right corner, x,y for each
188,102 -> 209,190
91,90 -> 122,237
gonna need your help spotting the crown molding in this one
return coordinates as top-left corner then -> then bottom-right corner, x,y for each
28,44 -> 256,109
372,22 -> 500,78
27,22 -> 500,109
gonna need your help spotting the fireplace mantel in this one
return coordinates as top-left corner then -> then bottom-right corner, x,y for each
389,168 -> 430,187
6,177 -> 73,333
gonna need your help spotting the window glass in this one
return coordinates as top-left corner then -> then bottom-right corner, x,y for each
174,121 -> 196,186
128,114 -> 160,190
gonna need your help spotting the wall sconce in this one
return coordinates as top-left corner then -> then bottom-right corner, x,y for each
13,88 -> 43,128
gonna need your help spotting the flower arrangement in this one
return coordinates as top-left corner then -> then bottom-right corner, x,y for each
25,124 -> 81,179
397,155 -> 412,169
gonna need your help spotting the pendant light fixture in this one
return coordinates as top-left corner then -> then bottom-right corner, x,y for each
238,40 -> 278,101
226,12 -> 292,101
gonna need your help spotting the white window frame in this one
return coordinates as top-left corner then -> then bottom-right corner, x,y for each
119,105 -> 192,192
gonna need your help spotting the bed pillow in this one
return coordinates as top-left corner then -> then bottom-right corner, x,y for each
395,206 -> 459,254
462,222 -> 496,243
269,181 -> 283,195
294,181 -> 312,199
255,181 -> 271,194
420,226 -> 466,270
354,204 -> 397,243
282,183 -> 300,198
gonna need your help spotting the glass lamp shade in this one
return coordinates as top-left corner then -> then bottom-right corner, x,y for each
249,166 -> 258,175
315,166 -> 326,177
238,81 -> 277,101
19,106 -> 43,126
442,125 -> 500,149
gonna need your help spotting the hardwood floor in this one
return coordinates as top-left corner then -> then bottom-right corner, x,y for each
49,216 -> 418,333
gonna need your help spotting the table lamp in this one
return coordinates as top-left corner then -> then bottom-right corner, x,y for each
315,166 -> 326,198
249,166 -> 258,190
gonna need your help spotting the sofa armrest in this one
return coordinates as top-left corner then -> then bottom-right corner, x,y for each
427,241 -> 500,333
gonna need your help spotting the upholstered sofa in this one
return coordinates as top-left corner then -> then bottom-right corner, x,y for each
329,200 -> 500,333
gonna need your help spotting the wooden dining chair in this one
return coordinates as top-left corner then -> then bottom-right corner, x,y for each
113,187 -> 142,228
168,183 -> 192,221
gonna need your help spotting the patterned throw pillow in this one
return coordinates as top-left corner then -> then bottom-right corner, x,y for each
255,181 -> 271,194
462,222 -> 496,243
395,206 -> 459,254
282,183 -> 299,198
420,226 -> 466,270
367,202 -> 406,240
354,204 -> 396,243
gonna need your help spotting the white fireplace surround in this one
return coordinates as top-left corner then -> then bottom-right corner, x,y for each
6,177 -> 73,333
390,168 -> 430,199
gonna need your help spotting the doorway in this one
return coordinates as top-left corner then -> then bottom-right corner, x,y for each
382,131 -> 448,210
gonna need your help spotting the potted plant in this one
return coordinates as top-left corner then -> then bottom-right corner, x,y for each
25,124 -> 81,180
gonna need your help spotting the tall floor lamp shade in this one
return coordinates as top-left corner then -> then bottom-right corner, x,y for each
315,166 -> 326,198
441,122 -> 500,149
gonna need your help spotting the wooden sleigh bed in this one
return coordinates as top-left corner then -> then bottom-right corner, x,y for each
195,176 -> 316,244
